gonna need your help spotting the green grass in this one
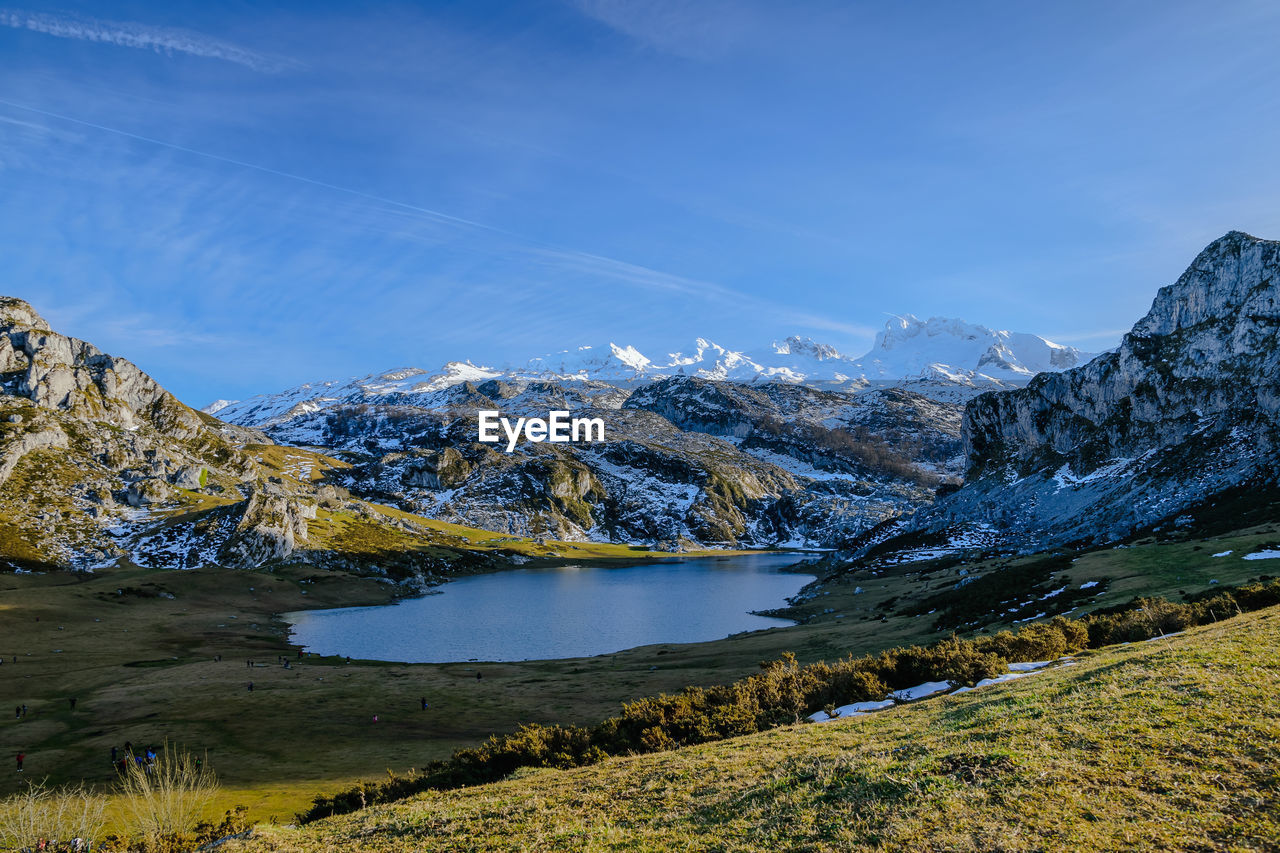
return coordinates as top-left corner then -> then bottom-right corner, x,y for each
230,608 -> 1280,852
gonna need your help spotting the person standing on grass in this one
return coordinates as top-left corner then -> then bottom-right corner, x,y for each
16,753 -> 23,772
248,681 -> 254,692
421,697 -> 428,710
69,697 -> 76,711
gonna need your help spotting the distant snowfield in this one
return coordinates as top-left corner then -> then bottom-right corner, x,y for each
1244,550 -> 1280,560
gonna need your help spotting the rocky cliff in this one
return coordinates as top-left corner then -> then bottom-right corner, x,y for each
0,297 -> 536,576
870,231 -> 1280,557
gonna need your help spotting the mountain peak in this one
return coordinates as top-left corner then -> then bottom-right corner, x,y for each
770,336 -> 842,360
863,315 -> 1088,381
0,296 -> 48,331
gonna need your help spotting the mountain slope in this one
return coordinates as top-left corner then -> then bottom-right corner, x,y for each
863,230 -> 1280,558
231,607 -> 1280,852
205,316 -> 1087,548
0,297 -> 661,574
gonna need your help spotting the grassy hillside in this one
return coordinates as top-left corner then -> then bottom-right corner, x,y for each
232,608 -> 1280,852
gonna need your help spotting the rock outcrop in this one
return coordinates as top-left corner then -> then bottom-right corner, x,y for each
219,485 -> 315,568
0,297 -> 204,436
892,231 -> 1280,552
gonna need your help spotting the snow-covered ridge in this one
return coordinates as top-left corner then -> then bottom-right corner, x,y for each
861,316 -> 1088,381
206,316 -> 1093,423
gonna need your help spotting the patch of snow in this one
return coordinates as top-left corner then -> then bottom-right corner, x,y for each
891,680 -> 953,702
1007,660 -> 1053,672
807,698 -> 895,723
1052,457 -> 1136,492
1243,550 -> 1280,561
1212,550 -> 1232,558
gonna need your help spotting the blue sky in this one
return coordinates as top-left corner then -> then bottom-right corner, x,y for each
3,1 -> 1279,406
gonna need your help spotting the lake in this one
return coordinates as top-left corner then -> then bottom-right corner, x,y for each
283,552 -> 815,662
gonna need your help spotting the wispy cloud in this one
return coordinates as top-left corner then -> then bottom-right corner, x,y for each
569,0 -> 755,60
784,313 -> 878,339
529,246 -> 749,301
0,8 -> 294,71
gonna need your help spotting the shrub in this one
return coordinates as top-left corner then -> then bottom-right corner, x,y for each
116,744 -> 218,847
0,781 -> 107,852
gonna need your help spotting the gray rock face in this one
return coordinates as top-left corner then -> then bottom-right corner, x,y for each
219,486 -> 315,569
900,231 -> 1280,552
126,477 -> 175,507
0,297 -> 283,568
0,298 -> 204,437
0,425 -> 69,488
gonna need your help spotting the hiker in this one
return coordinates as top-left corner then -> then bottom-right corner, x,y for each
476,671 -> 482,681
247,659 -> 253,668
111,746 -> 118,763
248,681 -> 254,692
69,697 -> 76,711
297,650 -> 303,659
16,753 -> 23,772
421,697 -> 428,710
215,654 -> 222,662
372,714 -> 378,723
21,704 -> 27,718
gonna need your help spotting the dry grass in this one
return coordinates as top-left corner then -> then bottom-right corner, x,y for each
0,780 -> 107,851
115,744 -> 219,844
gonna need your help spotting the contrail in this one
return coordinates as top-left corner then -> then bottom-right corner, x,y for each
0,97 -> 512,237
0,8 -> 292,72
0,97 -> 794,319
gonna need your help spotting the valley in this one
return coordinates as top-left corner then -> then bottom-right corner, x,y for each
1,231 -> 1279,849
1,508 -> 1273,823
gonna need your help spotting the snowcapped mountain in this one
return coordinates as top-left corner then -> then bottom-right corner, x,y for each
857,316 -> 1089,382
210,363 -> 504,427
198,315 -> 1090,549
206,318 -> 1092,418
